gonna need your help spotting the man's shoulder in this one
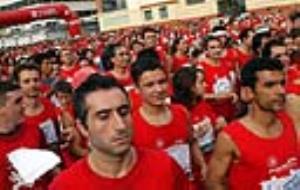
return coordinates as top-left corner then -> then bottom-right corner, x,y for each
137,148 -> 180,172
136,148 -> 186,179
222,119 -> 244,134
138,148 -> 173,164
49,158 -> 87,189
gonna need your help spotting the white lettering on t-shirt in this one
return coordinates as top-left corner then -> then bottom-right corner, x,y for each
261,169 -> 300,190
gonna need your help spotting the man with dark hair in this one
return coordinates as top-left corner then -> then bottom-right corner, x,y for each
52,80 -> 88,167
131,57 -> 206,188
14,62 -> 75,164
236,28 -> 254,67
141,27 -> 170,74
206,58 -> 299,190
252,31 -> 271,56
49,74 -> 190,189
199,36 -> 238,121
0,80 -> 42,189
142,27 -> 158,49
59,48 -> 80,83
290,28 -> 300,49
261,38 -> 290,67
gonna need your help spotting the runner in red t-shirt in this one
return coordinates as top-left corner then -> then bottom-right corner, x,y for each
130,57 -> 206,189
236,28 -> 255,68
52,80 -> 88,168
170,37 -> 189,73
172,66 -> 228,188
0,81 -> 45,190
59,48 -> 80,83
49,74 -> 190,190
14,63 -> 78,169
104,44 -> 133,88
198,36 -> 238,121
207,58 -> 300,190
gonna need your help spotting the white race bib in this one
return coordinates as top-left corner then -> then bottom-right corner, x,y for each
213,76 -> 232,94
165,143 -> 191,174
39,119 -> 58,144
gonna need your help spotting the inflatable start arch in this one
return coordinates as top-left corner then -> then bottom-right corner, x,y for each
0,3 -> 81,37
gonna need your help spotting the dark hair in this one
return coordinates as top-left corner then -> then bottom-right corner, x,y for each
73,74 -> 128,126
203,35 -> 220,50
172,66 -> 204,108
239,28 -> 254,42
53,80 -> 73,94
212,26 -> 226,33
131,56 -> 164,85
137,48 -> 160,61
241,57 -> 284,90
290,11 -> 300,22
101,43 -> 122,71
290,28 -> 300,39
13,62 -> 41,82
252,32 -> 271,56
191,48 -> 201,59
142,27 -> 157,39
261,38 -> 285,58
170,37 -> 184,55
130,40 -> 144,50
33,53 -> 49,66
0,81 -> 20,107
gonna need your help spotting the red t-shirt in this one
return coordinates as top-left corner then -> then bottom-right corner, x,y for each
59,64 -> 80,83
132,104 -> 189,150
54,105 -> 81,168
287,64 -> 300,94
190,100 -> 218,125
223,112 -> 299,190
24,98 -> 60,149
0,123 -> 42,190
128,88 -> 142,112
198,60 -> 236,120
172,54 -> 189,73
106,71 -> 133,88
235,48 -> 253,69
49,148 -> 190,190
221,48 -> 239,70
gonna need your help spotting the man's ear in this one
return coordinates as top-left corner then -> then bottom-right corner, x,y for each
240,86 -> 254,103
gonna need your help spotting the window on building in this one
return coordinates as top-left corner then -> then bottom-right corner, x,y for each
186,0 -> 205,5
144,9 -> 153,21
103,0 -> 127,12
159,6 -> 168,19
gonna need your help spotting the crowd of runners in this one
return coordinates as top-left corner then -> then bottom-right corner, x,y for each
1,5 -> 300,190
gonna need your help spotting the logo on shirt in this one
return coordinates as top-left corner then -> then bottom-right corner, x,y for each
213,76 -> 232,94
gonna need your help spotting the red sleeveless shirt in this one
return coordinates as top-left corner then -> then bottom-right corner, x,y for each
223,112 -> 299,190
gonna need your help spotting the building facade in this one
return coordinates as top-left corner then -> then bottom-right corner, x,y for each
96,0 -> 300,31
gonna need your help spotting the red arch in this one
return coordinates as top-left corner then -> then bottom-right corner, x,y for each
0,3 -> 81,37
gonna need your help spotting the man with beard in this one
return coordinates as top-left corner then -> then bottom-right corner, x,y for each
49,74 -> 189,189
206,58 -> 299,190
